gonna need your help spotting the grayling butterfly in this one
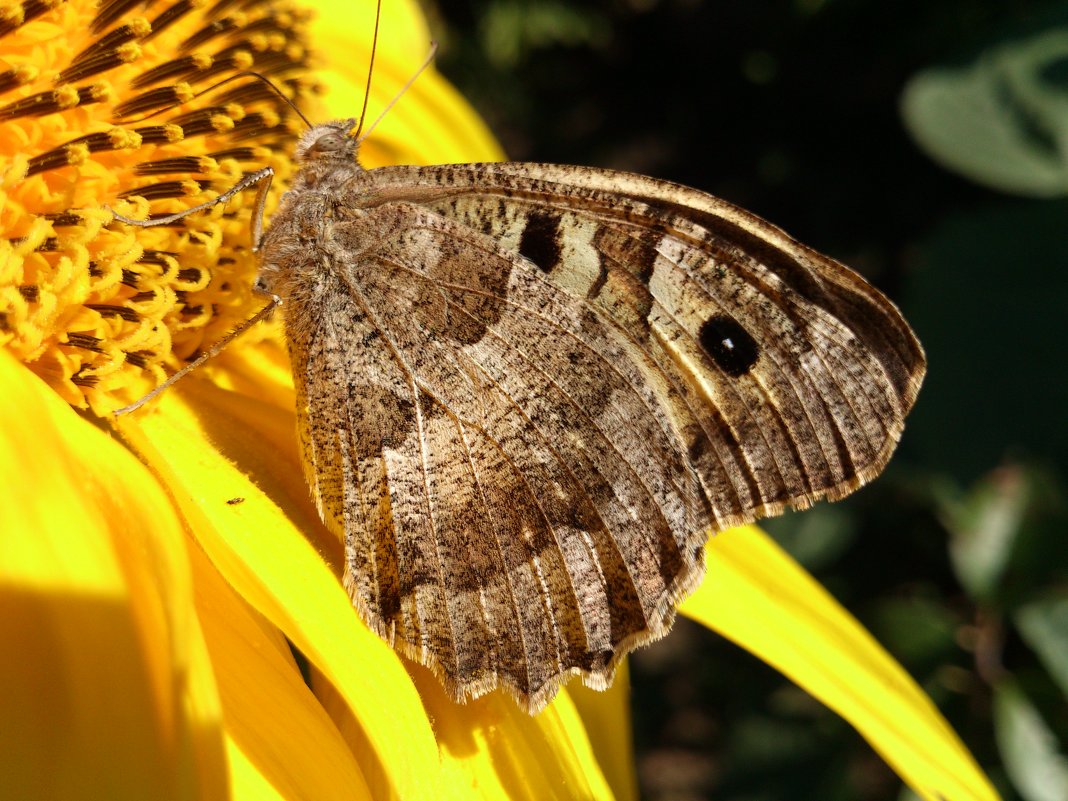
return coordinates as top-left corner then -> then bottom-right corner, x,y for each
114,34 -> 925,714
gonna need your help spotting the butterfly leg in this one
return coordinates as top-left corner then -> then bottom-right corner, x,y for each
112,288 -> 281,415
107,166 -> 275,249
108,167 -> 281,414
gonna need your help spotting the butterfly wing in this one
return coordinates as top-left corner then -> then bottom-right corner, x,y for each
364,162 -> 925,513
279,162 -> 924,711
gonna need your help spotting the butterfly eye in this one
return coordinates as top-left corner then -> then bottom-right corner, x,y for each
314,133 -> 347,152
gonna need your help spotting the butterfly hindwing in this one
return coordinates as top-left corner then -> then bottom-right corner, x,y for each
281,198 -> 709,707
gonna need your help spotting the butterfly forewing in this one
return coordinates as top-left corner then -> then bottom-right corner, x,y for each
367,162 -> 924,505
260,122 -> 925,712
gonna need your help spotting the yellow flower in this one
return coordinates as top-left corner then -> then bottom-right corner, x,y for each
0,1 -> 1000,799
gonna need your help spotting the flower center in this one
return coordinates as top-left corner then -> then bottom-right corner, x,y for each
0,0 -> 320,413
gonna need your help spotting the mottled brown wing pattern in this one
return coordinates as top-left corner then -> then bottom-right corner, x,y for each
360,162 -> 924,517
260,124 -> 925,712
277,200 -> 713,709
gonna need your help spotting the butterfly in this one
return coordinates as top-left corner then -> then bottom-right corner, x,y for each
244,116 -> 925,712
115,107 -> 924,713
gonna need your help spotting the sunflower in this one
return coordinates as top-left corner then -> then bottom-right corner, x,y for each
0,1 -> 1000,799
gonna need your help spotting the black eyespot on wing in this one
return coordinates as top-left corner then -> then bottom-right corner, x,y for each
518,210 -> 562,273
699,314 -> 759,377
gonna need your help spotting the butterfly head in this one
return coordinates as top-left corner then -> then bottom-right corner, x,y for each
295,119 -> 359,165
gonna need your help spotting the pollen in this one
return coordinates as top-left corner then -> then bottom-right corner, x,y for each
0,0 -> 319,413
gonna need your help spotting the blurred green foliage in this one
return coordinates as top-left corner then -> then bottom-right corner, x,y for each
902,26 -> 1068,197
429,2 -> 1068,799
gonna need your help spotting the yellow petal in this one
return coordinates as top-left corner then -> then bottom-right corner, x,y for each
0,351 -> 226,801
402,664 -> 616,801
569,662 -> 639,801
350,66 -> 507,167
683,525 -> 1000,801
309,0 -> 431,65
307,0 -> 506,165
115,377 -> 441,798
189,535 -> 370,801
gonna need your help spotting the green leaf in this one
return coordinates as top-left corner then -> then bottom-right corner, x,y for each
763,504 -> 857,571
939,467 -> 1030,602
479,1 -> 607,68
871,596 -> 958,666
1016,596 -> 1068,697
993,679 -> 1068,801
901,29 -> 1068,196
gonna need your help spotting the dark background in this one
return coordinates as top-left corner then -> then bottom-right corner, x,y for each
428,2 -> 1068,800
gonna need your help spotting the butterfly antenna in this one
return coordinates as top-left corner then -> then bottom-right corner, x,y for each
352,0 -> 382,140
117,71 -> 313,128
355,41 -> 438,145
